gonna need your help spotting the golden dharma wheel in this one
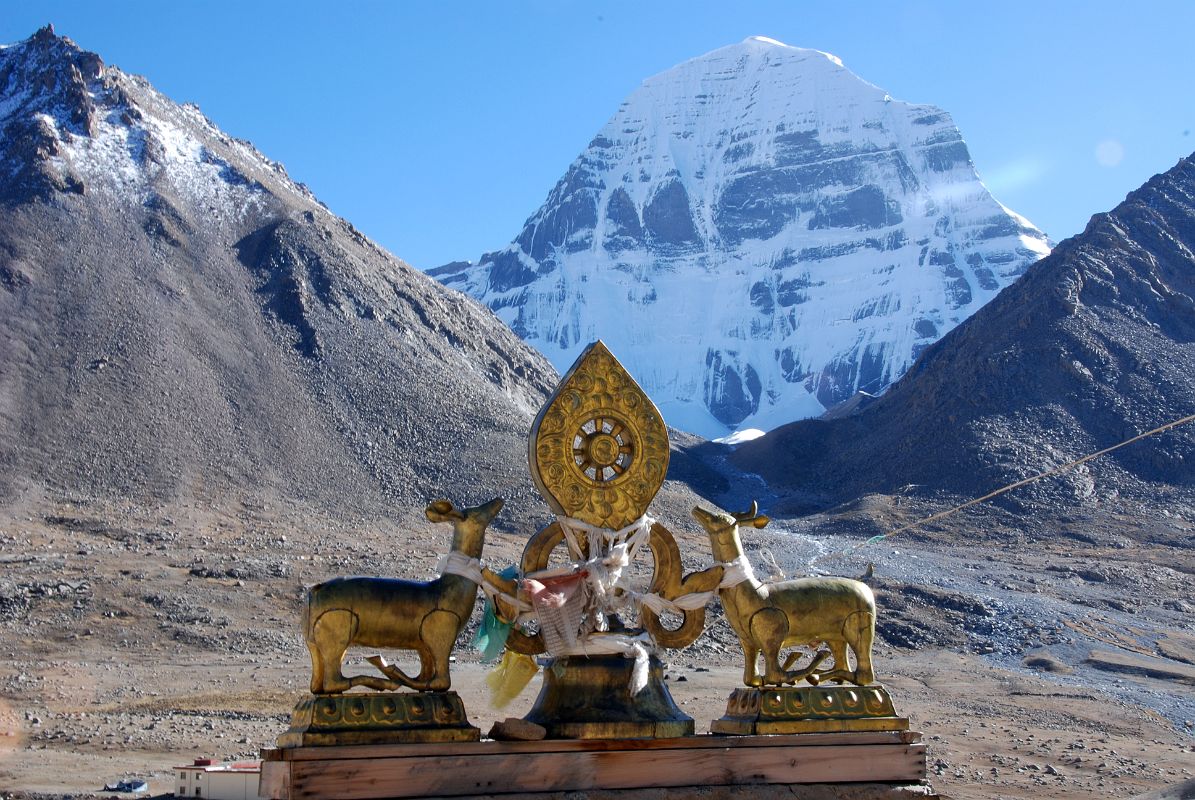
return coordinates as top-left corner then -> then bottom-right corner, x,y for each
528,341 -> 669,530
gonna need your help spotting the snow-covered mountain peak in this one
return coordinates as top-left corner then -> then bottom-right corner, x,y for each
744,35 -> 787,46
643,35 -> 853,103
437,39 -> 1052,439
738,35 -> 843,65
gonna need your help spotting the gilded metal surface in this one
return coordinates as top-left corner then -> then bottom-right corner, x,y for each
529,340 -> 669,529
505,519 -> 721,654
694,503 -> 878,688
278,691 -> 480,746
523,654 -> 693,739
512,343 -> 705,738
503,521 -> 562,656
303,498 -> 503,694
642,522 -> 724,649
712,685 -> 908,735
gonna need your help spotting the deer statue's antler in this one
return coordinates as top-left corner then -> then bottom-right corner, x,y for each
734,500 -> 770,529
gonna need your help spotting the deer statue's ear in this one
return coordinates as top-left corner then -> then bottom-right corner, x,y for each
427,499 -> 463,522
752,515 -> 770,529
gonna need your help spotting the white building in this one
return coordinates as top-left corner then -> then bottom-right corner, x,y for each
174,758 -> 263,800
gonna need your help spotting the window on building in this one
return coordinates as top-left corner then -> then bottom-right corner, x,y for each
194,787 -> 201,797
179,773 -> 186,781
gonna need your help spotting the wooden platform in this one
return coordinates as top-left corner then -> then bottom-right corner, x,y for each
260,730 -> 927,799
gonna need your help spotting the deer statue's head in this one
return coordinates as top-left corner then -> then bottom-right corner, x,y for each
425,497 -> 504,558
692,501 -> 769,563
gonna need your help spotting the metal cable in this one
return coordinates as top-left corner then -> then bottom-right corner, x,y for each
808,411 -> 1195,568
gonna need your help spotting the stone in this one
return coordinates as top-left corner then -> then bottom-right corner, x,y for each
486,717 -> 547,741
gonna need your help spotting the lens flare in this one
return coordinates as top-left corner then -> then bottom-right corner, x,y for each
1095,139 -> 1125,167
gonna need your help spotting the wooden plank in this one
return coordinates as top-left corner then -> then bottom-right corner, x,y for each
262,730 -> 921,762
285,743 -> 925,799
258,760 -> 290,800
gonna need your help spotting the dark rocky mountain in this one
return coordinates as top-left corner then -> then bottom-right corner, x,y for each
0,26 -> 559,526
732,154 -> 1195,516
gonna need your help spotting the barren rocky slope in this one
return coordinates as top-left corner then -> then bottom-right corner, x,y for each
732,153 -> 1195,517
0,26 -> 557,528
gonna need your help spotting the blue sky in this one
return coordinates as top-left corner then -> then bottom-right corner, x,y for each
3,2 -> 1193,269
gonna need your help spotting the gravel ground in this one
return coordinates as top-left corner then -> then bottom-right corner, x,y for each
0,493 -> 1192,800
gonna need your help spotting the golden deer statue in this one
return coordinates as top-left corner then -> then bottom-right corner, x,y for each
693,502 -> 876,688
303,497 -> 503,694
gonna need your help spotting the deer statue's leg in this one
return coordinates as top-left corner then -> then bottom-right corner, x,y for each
348,674 -> 404,691
782,646 -> 831,684
816,639 -> 854,684
749,608 -> 790,685
419,609 -> 462,692
848,609 -> 876,685
740,640 -> 762,687
308,609 -> 355,694
782,645 -> 825,671
306,638 -> 325,694
414,644 -> 442,691
364,656 -> 419,690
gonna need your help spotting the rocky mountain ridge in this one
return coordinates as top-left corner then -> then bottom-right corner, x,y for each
731,153 -> 1195,515
0,26 -> 558,527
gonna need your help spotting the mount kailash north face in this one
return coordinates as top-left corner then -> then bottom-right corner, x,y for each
434,36 -> 1050,439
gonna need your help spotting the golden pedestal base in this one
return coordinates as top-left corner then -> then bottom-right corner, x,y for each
277,691 -> 480,747
712,684 -> 909,735
523,654 -> 693,739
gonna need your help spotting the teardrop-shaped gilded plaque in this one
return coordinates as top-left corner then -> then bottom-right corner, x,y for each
529,341 -> 669,529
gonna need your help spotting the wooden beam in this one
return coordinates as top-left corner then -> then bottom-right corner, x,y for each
261,736 -> 926,799
262,730 -> 920,761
